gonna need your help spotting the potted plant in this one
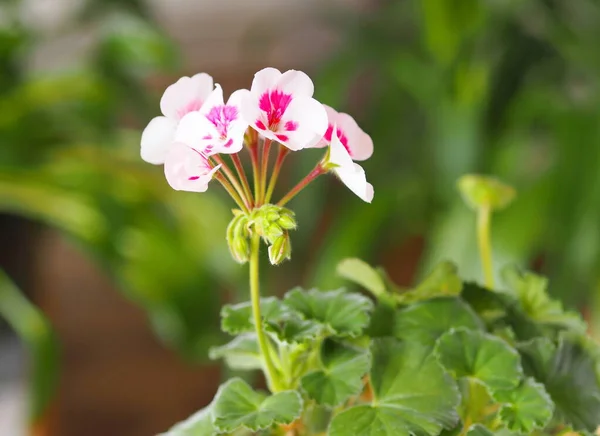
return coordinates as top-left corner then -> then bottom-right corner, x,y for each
138,67 -> 600,436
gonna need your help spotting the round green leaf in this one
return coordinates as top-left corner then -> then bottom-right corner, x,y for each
518,337 -> 600,432
329,338 -> 460,436
160,405 -> 217,436
494,378 -> 553,434
301,340 -> 370,407
395,297 -> 483,347
283,288 -> 373,337
212,378 -> 302,432
435,328 -> 523,392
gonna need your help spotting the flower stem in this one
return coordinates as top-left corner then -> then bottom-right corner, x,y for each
214,172 -> 249,214
258,138 -> 273,206
277,163 -> 325,207
249,232 -> 282,392
264,146 -> 290,204
231,153 -> 254,208
249,143 -> 261,204
477,205 -> 494,288
213,155 -> 251,210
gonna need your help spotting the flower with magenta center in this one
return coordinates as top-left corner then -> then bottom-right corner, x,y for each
174,84 -> 248,156
239,67 -> 328,151
141,73 -> 214,164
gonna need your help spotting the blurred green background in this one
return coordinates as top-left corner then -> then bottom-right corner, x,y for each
1,0 -> 600,435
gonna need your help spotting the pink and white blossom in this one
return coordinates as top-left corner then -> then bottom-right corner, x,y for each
141,73 -> 214,165
313,105 -> 373,161
328,125 -> 374,203
239,67 -> 328,151
164,143 -> 220,193
174,85 -> 247,156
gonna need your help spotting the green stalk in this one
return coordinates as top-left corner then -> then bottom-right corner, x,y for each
249,232 -> 282,391
477,205 -> 494,289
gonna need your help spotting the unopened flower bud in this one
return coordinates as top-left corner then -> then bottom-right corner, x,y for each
277,214 -> 297,230
265,223 -> 284,243
226,214 -> 250,264
231,236 -> 250,264
268,233 -> 291,265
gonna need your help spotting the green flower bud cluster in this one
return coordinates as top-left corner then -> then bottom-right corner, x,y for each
226,205 -> 297,265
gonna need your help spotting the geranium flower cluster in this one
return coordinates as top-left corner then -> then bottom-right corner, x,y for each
140,67 -> 374,204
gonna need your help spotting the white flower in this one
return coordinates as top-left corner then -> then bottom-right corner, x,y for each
174,85 -> 247,156
140,73 -> 214,164
239,67 -> 328,150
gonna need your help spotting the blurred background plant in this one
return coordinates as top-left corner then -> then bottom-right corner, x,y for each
2,0 -> 600,435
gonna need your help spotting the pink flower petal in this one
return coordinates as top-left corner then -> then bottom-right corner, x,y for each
164,143 -> 219,192
140,116 -> 177,165
160,73 -> 214,120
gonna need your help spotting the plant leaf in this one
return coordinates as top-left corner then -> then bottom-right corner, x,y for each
301,340 -> 371,407
328,338 -> 460,436
336,258 -> 388,301
283,288 -> 373,337
518,337 -> 600,432
220,297 -> 291,335
502,266 -> 586,333
160,405 -> 217,436
265,316 -> 323,345
212,378 -> 302,432
208,334 -> 262,371
394,297 -> 483,348
466,424 -> 494,436
494,378 -> 553,434
396,261 -> 462,304
435,328 -> 523,392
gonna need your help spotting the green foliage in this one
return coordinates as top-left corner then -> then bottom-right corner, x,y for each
169,259 -> 600,436
212,378 -> 302,432
394,297 -> 483,347
300,340 -> 370,407
283,288 -> 374,337
494,378 -> 553,433
329,338 -> 460,436
435,328 -> 523,392
160,406 -> 216,436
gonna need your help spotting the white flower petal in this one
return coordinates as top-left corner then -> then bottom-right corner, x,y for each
250,67 -> 282,97
140,116 -> 177,165
164,143 -> 218,192
174,112 -> 216,153
334,163 -> 374,203
160,73 -> 214,120
276,70 -> 314,97
336,112 -> 373,161
239,89 -> 262,130
199,84 -> 225,115
328,126 -> 354,169
278,96 -> 328,151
